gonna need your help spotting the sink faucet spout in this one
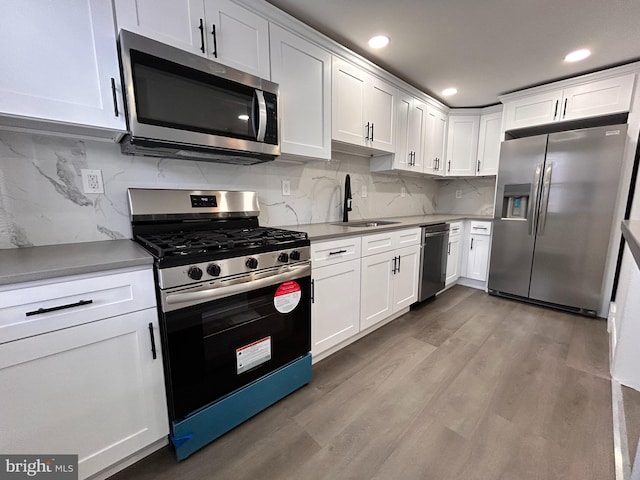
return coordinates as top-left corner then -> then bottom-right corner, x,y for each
343,174 -> 352,222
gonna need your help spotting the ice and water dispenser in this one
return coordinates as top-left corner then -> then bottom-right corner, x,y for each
501,184 -> 529,220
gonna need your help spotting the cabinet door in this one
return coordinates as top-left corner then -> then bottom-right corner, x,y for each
424,106 -> 447,176
503,90 -> 563,131
0,310 -> 168,479
445,235 -> 462,285
113,0 -> 205,56
0,0 -> 126,133
360,253 -> 394,330
332,58 -> 367,146
204,0 -> 270,78
407,99 -> 426,171
393,245 -> 420,311
270,24 -> 331,160
366,76 -> 397,153
393,93 -> 413,171
477,111 -> 502,176
467,234 -> 491,281
311,260 -> 360,356
446,115 -> 479,176
561,74 -> 635,121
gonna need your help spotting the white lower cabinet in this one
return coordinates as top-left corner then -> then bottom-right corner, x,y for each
464,221 -> 492,282
311,259 -> 361,356
0,267 -> 168,480
360,228 -> 420,330
310,237 -> 362,357
445,222 -> 464,286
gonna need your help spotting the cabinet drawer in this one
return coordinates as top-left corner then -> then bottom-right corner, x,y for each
311,237 -> 362,267
361,231 -> 395,256
448,221 -> 464,237
396,228 -> 421,247
469,221 -> 492,236
0,267 -> 156,344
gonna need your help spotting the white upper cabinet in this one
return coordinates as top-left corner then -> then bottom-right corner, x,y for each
270,24 -> 331,160
113,0 -> 205,55
114,0 -> 270,78
332,57 -> 397,154
476,110 -> 502,176
0,0 -> 126,139
424,106 -> 448,176
370,93 -> 425,174
445,115 -> 479,176
502,73 -> 635,131
204,0 -> 270,78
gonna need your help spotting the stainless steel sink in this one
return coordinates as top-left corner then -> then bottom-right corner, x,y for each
331,220 -> 401,228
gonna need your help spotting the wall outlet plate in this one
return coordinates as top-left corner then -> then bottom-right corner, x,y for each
361,184 -> 367,198
81,169 -> 104,194
401,186 -> 406,198
456,190 -> 462,199
282,179 -> 291,196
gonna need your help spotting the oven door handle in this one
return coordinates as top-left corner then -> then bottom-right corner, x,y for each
164,264 -> 311,310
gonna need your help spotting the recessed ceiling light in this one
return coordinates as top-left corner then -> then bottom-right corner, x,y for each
442,87 -> 458,96
368,35 -> 390,49
564,49 -> 591,62
238,114 -> 249,121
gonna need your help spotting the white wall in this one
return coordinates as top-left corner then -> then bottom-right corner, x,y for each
0,131 -> 443,248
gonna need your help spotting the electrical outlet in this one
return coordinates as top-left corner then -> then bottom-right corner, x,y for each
81,169 -> 104,194
401,186 -> 406,197
456,190 -> 462,199
361,184 -> 367,198
282,179 -> 291,196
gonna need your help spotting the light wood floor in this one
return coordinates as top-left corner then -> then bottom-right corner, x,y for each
112,286 -> 613,480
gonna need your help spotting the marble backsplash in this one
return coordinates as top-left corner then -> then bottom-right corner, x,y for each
0,131 -> 468,248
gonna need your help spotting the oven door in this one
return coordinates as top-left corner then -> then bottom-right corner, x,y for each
161,264 -> 311,421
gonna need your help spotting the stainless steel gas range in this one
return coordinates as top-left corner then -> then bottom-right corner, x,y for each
128,188 -> 312,461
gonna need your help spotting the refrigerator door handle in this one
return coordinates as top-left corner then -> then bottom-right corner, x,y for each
537,164 -> 554,236
528,164 -> 543,236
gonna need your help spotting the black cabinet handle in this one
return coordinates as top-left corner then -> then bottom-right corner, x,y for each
448,241 -> 451,255
471,238 -> 474,250
26,299 -> 93,317
392,256 -> 397,274
365,122 -> 370,140
199,18 -> 205,53
553,100 -> 559,120
110,78 -> 119,117
448,160 -> 451,173
563,98 -> 568,118
436,158 -> 440,170
477,160 -> 480,173
329,249 -> 347,255
211,24 -> 218,58
397,255 -> 401,273
371,123 -> 374,141
148,322 -> 157,360
311,279 -> 315,304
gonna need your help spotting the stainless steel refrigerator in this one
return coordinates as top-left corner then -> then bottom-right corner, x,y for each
488,124 -> 627,316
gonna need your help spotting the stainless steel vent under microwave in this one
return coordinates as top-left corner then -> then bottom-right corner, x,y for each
118,30 -> 279,165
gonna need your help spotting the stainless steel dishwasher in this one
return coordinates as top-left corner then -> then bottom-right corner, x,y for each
418,223 -> 450,302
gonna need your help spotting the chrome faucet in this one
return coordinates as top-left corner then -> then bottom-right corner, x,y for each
343,174 -> 352,222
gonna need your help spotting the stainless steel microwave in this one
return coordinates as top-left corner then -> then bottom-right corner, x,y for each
117,30 -> 279,164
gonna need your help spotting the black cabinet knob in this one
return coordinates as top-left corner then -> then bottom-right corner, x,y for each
187,266 -> 203,280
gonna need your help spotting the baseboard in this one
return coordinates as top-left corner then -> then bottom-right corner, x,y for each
87,437 -> 168,480
455,277 -> 487,290
612,379 -> 632,480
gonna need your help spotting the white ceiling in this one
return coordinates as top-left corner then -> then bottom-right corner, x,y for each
265,0 -> 640,107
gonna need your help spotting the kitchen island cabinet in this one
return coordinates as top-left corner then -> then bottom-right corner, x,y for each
0,265 -> 168,480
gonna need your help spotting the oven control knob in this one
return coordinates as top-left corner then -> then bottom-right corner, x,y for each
290,250 -> 301,261
206,264 -> 221,277
277,253 -> 289,263
246,258 -> 259,269
187,266 -> 203,280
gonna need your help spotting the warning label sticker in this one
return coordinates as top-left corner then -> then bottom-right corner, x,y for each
236,336 -> 271,374
274,280 -> 302,314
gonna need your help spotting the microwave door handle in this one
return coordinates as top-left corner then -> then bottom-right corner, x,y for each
255,90 -> 267,142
